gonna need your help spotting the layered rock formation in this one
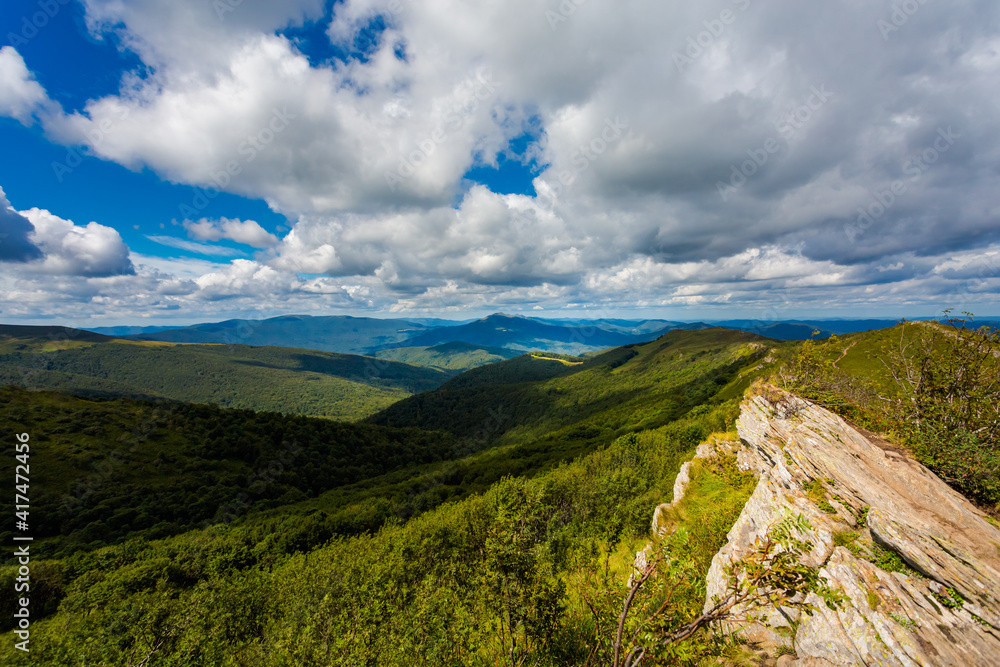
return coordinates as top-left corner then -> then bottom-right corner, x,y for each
703,386 -> 1000,666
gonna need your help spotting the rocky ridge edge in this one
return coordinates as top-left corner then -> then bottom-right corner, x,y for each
698,386 -> 1000,666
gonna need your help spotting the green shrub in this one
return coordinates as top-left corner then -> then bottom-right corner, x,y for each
912,427 -> 1000,506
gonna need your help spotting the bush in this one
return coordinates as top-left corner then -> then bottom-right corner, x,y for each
880,314 -> 1000,507
912,427 -> 1000,506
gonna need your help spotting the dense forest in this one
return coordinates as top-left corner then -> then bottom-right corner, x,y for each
1,328 -> 773,665
0,326 -> 451,420
374,341 -> 522,370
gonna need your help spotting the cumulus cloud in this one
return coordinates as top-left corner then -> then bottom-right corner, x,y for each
20,208 -> 134,277
0,47 -> 53,125
2,0 -> 999,320
0,186 -> 43,262
183,218 -> 278,248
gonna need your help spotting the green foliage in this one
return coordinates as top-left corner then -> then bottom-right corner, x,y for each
574,453 -> 758,665
369,329 -> 768,452
833,530 -> 860,548
604,513 -> 844,666
0,386 -> 457,562
0,327 -> 781,665
724,513 -> 846,618
876,314 -> 1000,506
0,334 -> 451,420
932,587 -> 965,611
866,543 -> 921,579
890,612 -> 918,630
802,479 -> 838,514
856,506 -> 870,526
375,342 -> 522,370
911,428 -> 1000,507
776,314 -> 1000,508
787,333 -> 840,392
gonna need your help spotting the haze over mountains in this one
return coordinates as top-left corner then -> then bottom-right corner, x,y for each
0,314 -> 888,425
83,313 -> 926,359
5,314 -> 993,425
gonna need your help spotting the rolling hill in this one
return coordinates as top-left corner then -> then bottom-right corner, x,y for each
373,312 -> 680,355
0,324 -> 783,666
367,327 -> 778,456
118,314 -> 432,355
374,340 -> 522,370
0,325 -> 451,420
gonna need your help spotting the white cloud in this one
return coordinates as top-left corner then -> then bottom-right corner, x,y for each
0,47 -> 53,125
183,217 -> 278,248
0,186 -> 43,262
146,235 -> 245,257
20,208 -> 134,277
1,0 -> 999,321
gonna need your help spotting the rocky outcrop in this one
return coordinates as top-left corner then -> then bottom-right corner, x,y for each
704,386 -> 1000,666
651,439 -> 739,536
636,438 -> 740,583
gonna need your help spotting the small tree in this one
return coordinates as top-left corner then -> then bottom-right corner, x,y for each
779,332 -> 842,394
878,312 -> 1000,504
609,514 -> 843,666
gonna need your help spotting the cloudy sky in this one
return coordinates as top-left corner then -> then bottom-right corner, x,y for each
1,0 -> 999,325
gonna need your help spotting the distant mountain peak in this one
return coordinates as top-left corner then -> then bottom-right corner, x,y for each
480,312 -> 522,322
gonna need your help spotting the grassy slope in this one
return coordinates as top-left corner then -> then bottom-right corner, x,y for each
0,327 -> 451,420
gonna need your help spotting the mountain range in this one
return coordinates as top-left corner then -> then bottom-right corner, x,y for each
82,312 -> 920,359
0,324 -> 450,420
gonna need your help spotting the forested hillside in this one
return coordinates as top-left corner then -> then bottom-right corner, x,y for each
369,327 -> 771,451
374,313 -> 680,355
121,314 -> 433,355
0,326 -> 451,420
0,386 -> 457,557
374,341 -> 522,370
12,321 -> 995,665
0,327 -> 782,665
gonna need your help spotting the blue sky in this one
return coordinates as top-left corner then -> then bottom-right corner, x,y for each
0,0 -> 537,264
1,0 -> 999,325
